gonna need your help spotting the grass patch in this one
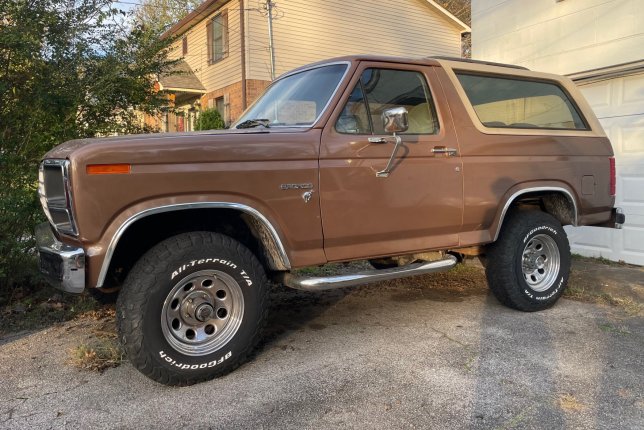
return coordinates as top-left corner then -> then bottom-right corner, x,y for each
67,307 -> 122,372
558,393 -> 586,412
571,254 -> 631,267
597,322 -> 631,335
564,285 -> 642,316
68,337 -> 123,372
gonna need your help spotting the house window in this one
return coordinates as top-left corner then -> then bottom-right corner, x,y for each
215,96 -> 225,117
182,36 -> 188,56
207,11 -> 228,64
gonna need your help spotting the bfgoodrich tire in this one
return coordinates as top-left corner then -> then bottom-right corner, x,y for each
116,232 -> 269,386
485,210 -> 571,312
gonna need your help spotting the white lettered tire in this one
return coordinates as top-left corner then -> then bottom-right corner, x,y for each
117,232 -> 269,385
485,210 -> 571,312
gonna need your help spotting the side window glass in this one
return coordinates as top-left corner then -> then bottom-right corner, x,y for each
362,69 -> 439,135
335,68 -> 439,135
335,83 -> 371,134
456,72 -> 588,130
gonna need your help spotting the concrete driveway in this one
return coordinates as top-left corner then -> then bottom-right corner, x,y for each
1,262 -> 642,429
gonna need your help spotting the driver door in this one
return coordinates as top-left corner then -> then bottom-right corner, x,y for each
319,63 -> 463,262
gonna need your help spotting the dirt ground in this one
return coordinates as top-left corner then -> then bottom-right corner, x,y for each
0,257 -> 642,429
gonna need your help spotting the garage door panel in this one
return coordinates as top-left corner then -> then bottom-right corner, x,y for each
620,175 -> 644,205
566,226 -> 613,251
571,73 -> 644,265
621,121 -> 644,154
580,81 -> 611,116
622,74 -> 644,106
622,227 -> 644,242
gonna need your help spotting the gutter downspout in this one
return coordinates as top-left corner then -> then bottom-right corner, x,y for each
266,0 -> 276,80
240,0 -> 247,110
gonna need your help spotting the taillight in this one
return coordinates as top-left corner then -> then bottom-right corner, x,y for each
609,157 -> 616,196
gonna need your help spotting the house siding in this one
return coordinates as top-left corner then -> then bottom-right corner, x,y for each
246,0 -> 463,81
170,3 -> 243,95
168,0 -> 465,123
472,0 -> 644,75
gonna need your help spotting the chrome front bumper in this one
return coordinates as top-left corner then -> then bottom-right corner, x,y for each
35,222 -> 85,294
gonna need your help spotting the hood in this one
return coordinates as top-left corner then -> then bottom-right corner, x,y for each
43,127 -> 320,169
43,128 -> 299,160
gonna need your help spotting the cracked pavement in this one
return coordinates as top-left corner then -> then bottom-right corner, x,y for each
1,263 -> 642,429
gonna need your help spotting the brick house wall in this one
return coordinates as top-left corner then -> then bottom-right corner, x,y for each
201,79 -> 271,125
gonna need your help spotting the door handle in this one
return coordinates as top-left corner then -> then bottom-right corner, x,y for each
368,137 -> 388,144
431,146 -> 458,156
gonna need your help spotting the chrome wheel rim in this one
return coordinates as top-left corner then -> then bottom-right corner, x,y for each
161,270 -> 244,356
521,234 -> 560,292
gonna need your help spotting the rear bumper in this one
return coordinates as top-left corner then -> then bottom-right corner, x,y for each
35,222 -> 86,294
592,207 -> 626,229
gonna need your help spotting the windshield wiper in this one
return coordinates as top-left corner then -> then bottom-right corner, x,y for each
236,118 -> 271,129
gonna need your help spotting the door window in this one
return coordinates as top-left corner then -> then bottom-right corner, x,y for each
336,68 -> 439,135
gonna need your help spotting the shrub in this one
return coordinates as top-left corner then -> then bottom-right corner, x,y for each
0,0 -> 178,298
194,108 -> 226,130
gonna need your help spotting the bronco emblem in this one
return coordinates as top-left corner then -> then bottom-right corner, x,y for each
280,183 -> 314,190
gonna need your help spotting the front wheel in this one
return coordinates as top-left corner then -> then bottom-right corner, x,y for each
485,210 -> 571,312
117,232 -> 269,386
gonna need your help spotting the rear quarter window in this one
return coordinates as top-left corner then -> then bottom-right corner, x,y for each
456,72 -> 588,130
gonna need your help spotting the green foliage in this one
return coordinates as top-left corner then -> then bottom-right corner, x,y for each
0,0 -> 179,296
134,0 -> 201,33
194,109 -> 226,131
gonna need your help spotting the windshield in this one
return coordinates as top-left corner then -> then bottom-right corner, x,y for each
233,64 -> 348,128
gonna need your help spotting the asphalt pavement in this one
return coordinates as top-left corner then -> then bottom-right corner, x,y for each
1,263 -> 642,429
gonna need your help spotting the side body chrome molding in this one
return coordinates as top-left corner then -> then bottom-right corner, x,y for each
96,202 -> 291,288
493,186 -> 579,241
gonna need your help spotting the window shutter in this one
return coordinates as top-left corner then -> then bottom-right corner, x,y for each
182,37 -> 188,56
222,11 -> 229,57
223,93 -> 230,124
206,20 -> 213,64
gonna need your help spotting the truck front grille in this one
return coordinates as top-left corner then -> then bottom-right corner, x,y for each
38,159 -> 78,236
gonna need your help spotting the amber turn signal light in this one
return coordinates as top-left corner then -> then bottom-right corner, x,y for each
86,164 -> 131,175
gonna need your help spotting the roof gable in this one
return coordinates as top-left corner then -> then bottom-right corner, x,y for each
158,60 -> 206,92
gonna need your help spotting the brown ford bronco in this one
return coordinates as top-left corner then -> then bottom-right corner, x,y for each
36,55 -> 624,385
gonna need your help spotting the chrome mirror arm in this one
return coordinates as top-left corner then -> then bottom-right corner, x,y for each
376,133 -> 403,178
372,106 -> 409,178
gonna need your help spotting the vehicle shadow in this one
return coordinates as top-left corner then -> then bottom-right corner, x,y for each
468,294 -> 567,429
254,284 -> 351,356
254,262 -> 489,358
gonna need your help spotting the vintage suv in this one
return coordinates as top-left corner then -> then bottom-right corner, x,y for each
36,55 -> 624,385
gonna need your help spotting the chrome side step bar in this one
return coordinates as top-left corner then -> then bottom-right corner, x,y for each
281,255 -> 458,292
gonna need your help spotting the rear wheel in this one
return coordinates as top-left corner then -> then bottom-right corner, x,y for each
117,231 -> 269,386
485,210 -> 570,312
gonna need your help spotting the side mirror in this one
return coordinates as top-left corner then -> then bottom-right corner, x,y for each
375,107 -> 408,178
382,107 -> 409,134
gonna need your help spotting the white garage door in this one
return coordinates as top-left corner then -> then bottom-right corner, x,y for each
565,72 -> 644,266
